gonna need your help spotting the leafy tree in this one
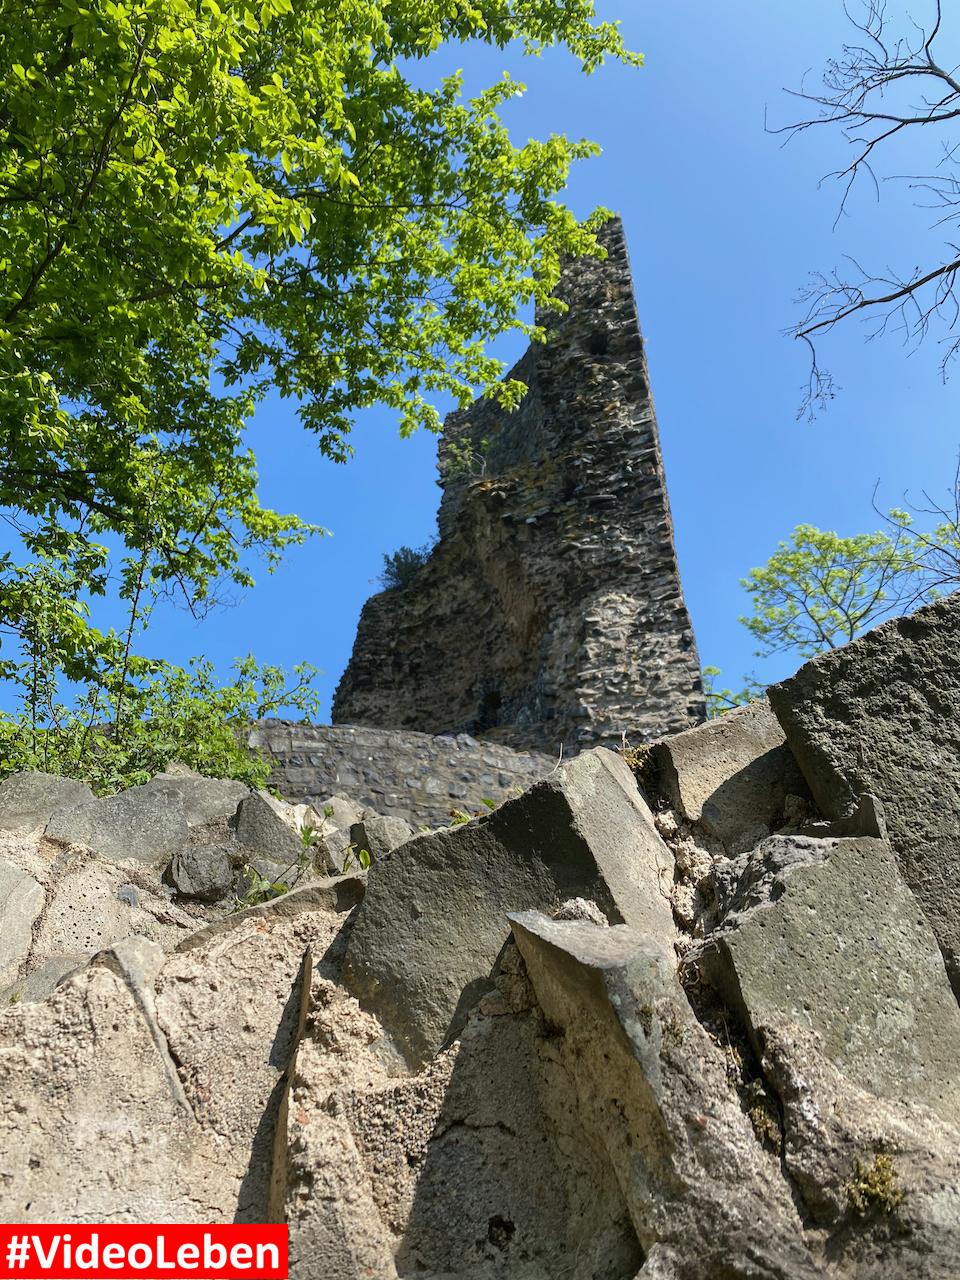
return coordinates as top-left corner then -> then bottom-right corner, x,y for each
0,0 -> 640,773
738,521 -> 921,659
706,472 -> 960,713
701,666 -> 762,720
0,654 -> 321,794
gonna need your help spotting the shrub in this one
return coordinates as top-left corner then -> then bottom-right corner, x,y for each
379,542 -> 435,591
0,655 -> 320,796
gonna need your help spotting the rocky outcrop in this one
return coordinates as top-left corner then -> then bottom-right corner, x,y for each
342,748 -> 678,1066
768,594 -> 960,996
4,593 -> 960,1276
0,765 -> 413,1003
332,218 -> 704,754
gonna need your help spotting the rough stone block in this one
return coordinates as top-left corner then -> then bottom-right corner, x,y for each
343,747 -> 678,1066
0,772 -> 94,832
650,697 -> 808,853
0,860 -> 44,988
30,855 -> 194,966
348,813 -> 414,861
142,769 -> 248,829
231,792 -> 304,865
0,966 -> 239,1221
170,843 -> 236,901
768,595 -> 960,992
44,784 -> 188,869
704,834 -> 960,1123
508,912 -> 820,1278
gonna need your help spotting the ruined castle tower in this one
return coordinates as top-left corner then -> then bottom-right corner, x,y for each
332,218 -> 705,753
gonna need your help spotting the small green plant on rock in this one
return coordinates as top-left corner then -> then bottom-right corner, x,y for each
846,1153 -> 904,1216
342,844 -> 372,873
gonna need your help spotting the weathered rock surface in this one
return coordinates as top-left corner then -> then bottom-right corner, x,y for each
0,771 -> 94,831
343,748 -> 677,1066
704,834 -> 960,1123
0,964 -> 239,1222
170,842 -> 236,901
768,595 -> 960,994
45,783 -> 189,868
28,848 -> 194,969
0,873 -> 367,1225
349,812 -> 414,860
142,768 -> 248,829
509,912 -> 821,1279
0,860 -> 44,987
289,933 -> 642,1280
232,792 -> 305,866
650,696 -> 810,854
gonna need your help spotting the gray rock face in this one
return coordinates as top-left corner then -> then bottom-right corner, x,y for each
232,792 -> 304,866
170,843 -> 236,901
343,748 -> 678,1067
45,784 -> 188,868
0,965 -> 240,1222
704,835 -> 960,1124
508,912 -> 820,1279
768,594 -> 960,993
0,861 -> 44,987
650,697 -> 809,853
288,936 -> 642,1280
0,772 -> 94,831
0,874 -> 365,1225
348,812 -> 414,861
142,770 -> 248,829
1,954 -> 85,1005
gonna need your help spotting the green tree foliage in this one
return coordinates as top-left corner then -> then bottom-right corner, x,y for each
0,0 -> 639,781
701,667 -> 762,720
0,654 -> 320,794
739,522 -> 920,660
706,491 -> 960,714
379,542 -> 434,590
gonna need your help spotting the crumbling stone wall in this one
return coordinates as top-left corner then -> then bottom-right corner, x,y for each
332,217 -> 704,753
248,720 -> 554,829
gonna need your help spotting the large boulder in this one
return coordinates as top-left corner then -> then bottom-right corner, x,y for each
44,784 -> 188,869
703,834 -> 960,1124
141,768 -> 248,829
508,912 -> 820,1278
0,860 -> 44,988
0,772 -> 94,832
650,697 -> 809,853
343,748 -> 679,1067
287,935 -> 642,1280
768,595 -> 960,993
231,792 -> 305,869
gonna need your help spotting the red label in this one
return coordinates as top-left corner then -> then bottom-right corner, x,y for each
0,1227 -> 287,1279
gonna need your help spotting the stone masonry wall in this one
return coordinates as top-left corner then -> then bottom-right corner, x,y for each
248,720 -> 555,829
331,218 -> 704,754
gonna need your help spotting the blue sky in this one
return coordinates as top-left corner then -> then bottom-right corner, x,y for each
102,2 -> 960,717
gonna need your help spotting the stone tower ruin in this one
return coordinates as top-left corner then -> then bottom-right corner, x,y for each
332,217 -> 704,753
